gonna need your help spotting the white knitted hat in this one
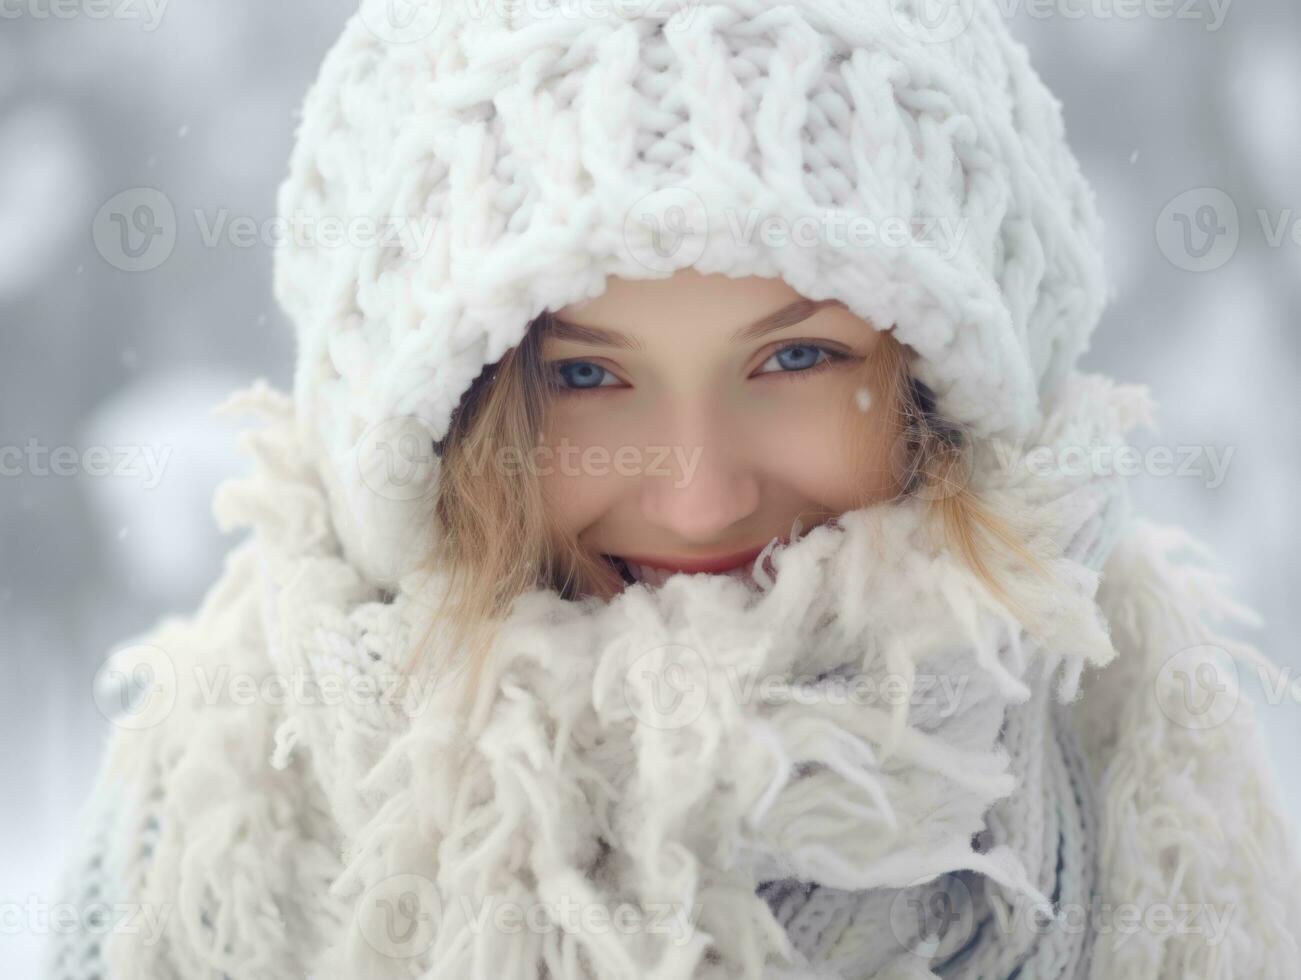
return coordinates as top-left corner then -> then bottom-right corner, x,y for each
272,0 -> 1108,586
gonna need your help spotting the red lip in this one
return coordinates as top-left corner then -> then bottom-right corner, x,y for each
617,541 -> 778,575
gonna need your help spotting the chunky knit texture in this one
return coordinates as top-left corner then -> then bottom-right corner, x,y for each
46,0 -> 1301,976
273,0 -> 1108,587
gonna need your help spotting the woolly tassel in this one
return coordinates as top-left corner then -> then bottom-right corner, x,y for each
879,636 -> 916,761
693,877 -> 800,979
270,715 -> 303,771
333,662 -> 722,980
742,698 -> 1022,894
848,836 -> 1055,916
211,376 -> 294,421
740,717 -> 795,832
753,711 -> 898,831
812,700 -> 1019,805
1081,518 -> 1301,980
935,565 -> 1032,704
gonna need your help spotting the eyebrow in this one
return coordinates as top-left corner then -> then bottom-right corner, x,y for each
543,297 -> 847,351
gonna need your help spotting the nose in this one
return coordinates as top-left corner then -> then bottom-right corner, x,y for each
637,407 -> 761,544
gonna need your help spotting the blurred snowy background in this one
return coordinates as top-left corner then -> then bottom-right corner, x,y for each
2,2 -> 1299,974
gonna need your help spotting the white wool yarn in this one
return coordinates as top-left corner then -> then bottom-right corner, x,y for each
272,0 -> 1108,586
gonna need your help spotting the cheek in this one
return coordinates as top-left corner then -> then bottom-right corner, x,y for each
539,467 -> 611,540
537,405 -> 635,538
753,407 -> 857,507
749,379 -> 896,509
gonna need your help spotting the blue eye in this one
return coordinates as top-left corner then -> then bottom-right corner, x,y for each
548,342 -> 850,398
757,343 -> 847,378
553,361 -> 617,391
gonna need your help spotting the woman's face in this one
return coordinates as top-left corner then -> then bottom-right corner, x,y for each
539,269 -> 901,592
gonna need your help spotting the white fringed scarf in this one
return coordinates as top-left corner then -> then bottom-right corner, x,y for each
72,372 -> 1301,980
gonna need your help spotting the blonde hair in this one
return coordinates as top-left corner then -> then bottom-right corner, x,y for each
403,306 -> 1053,708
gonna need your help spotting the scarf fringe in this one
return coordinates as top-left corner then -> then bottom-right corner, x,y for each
1078,519 -> 1301,979
82,377 -> 1300,979
300,450 -> 1125,976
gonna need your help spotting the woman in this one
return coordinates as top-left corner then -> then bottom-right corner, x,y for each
49,0 -> 1300,977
